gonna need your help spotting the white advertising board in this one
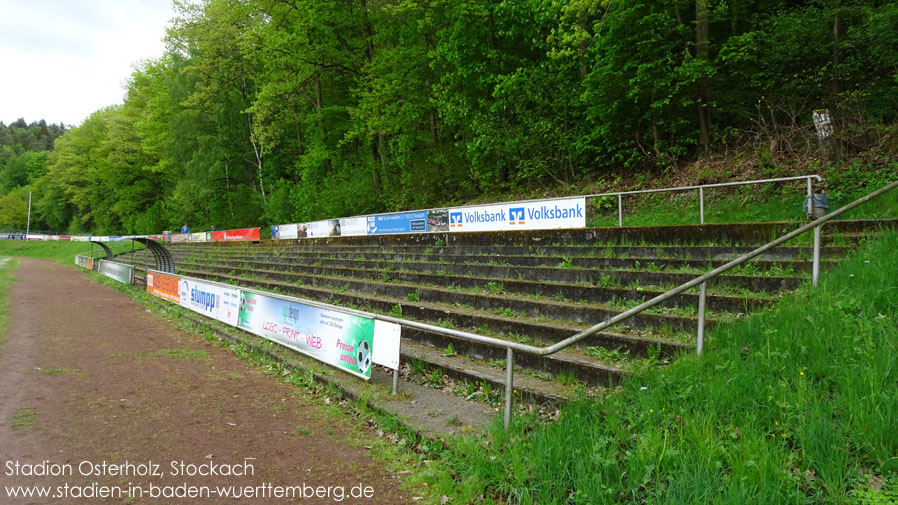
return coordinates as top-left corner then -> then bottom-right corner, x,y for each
178,278 -> 240,326
339,217 -> 367,237
447,197 -> 586,233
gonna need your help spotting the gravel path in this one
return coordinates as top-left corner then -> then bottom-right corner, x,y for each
0,258 -> 411,504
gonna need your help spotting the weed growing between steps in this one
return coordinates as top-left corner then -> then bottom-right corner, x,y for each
433,230 -> 898,504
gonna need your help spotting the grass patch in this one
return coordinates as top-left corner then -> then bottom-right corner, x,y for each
589,170 -> 898,228
10,408 -> 37,429
436,230 -> 898,504
0,256 -> 18,347
144,348 -> 210,360
0,241 -> 140,264
39,368 -> 80,375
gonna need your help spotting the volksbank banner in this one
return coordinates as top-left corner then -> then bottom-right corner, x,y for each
97,260 -> 133,285
178,278 -> 240,326
448,197 -> 586,232
238,291 -> 379,380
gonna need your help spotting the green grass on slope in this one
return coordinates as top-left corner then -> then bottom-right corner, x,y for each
0,256 -> 19,345
589,164 -> 898,228
437,230 -> 898,505
0,241 -> 142,265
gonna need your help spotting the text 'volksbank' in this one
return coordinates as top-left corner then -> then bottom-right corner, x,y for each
456,203 -> 583,224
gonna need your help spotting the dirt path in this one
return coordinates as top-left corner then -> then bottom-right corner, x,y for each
0,258 -> 413,505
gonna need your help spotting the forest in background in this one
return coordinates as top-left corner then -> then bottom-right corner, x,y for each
1,0 -> 897,234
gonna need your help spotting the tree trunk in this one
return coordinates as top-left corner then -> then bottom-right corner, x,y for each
362,0 -> 384,196
243,79 -> 266,202
313,74 -> 333,174
695,0 -> 712,154
831,8 -> 841,96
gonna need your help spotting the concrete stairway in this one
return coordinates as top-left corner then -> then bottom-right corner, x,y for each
118,221 -> 883,409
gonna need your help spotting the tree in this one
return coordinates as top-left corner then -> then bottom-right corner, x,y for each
0,192 -> 28,229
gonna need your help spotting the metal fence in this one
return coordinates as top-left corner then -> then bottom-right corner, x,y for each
310,178 -> 896,429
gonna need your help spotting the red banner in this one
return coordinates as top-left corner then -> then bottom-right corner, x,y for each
210,228 -> 261,242
59,235 -> 72,241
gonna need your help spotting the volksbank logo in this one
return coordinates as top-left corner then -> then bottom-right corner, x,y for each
449,212 -> 463,228
509,207 -> 525,225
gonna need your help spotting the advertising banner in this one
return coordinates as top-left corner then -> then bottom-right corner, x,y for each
366,211 -> 428,235
170,233 -> 188,244
92,236 -> 110,242
237,291 -> 376,380
372,320 -> 401,369
97,260 -> 133,284
272,223 -> 298,240
178,278 -> 240,326
338,217 -> 367,237
305,220 -> 336,238
448,197 -> 586,233
210,228 -> 261,242
4,234 -> 25,240
71,235 -> 89,242
189,232 -> 207,243
58,235 -> 71,241
75,255 -> 90,268
146,271 -> 181,303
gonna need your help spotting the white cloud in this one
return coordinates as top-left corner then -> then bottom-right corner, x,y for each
0,0 -> 176,127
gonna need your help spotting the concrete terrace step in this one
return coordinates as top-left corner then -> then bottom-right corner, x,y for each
168,249 -> 804,293
171,247 -> 835,275
128,262 -> 692,358
173,242 -> 851,263
132,267 -> 633,390
168,259 -> 713,332
400,340 -> 574,406
168,255 -> 772,314
167,255 -> 768,313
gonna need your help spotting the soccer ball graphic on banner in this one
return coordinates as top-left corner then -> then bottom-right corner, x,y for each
356,339 -> 371,374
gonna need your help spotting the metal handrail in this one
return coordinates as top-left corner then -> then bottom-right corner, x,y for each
281,174 -> 822,228
150,179 -> 894,430
368,178 -> 895,428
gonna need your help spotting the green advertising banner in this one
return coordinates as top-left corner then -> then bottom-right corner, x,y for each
237,291 -> 375,379
97,259 -> 133,284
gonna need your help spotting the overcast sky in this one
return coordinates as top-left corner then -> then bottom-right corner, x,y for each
0,0 -> 176,127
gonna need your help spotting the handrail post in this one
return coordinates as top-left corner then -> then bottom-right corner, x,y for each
504,347 -> 514,429
813,225 -> 821,287
697,282 -> 707,356
617,194 -> 623,227
807,177 -> 814,220
392,368 -> 399,396
699,187 -> 705,224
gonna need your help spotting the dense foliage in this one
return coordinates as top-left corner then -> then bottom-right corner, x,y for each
0,119 -> 67,230
5,0 -> 898,234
